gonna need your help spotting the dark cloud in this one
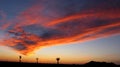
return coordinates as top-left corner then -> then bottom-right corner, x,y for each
12,43 -> 26,50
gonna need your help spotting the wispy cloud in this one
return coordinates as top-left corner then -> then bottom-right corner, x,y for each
0,0 -> 120,55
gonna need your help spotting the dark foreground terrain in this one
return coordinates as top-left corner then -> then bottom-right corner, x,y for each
0,61 -> 119,67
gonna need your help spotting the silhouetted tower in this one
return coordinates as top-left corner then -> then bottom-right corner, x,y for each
19,56 -> 22,63
56,57 -> 60,64
36,58 -> 39,63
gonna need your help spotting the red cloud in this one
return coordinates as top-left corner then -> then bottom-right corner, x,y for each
0,4 -> 120,55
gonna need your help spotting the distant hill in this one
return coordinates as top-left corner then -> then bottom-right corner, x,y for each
0,61 -> 119,67
84,61 -> 119,67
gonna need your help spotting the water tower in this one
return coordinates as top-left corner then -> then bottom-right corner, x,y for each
36,58 -> 39,63
56,57 -> 60,64
19,56 -> 22,63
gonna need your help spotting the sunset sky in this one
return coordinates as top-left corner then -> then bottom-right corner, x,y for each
0,0 -> 120,64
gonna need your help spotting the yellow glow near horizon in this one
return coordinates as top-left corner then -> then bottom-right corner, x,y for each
1,41 -> 120,65
0,45 -> 91,64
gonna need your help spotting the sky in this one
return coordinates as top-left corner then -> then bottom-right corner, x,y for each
0,0 -> 120,64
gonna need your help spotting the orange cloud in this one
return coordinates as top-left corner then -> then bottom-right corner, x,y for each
0,22 -> 12,30
4,20 -> 119,55
14,5 -> 47,28
45,9 -> 120,27
1,5 -> 120,55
